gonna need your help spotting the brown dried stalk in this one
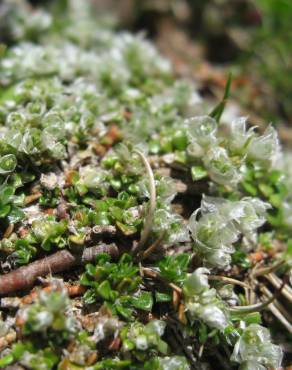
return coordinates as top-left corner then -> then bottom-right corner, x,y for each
24,192 -> 42,205
264,273 -> 292,303
0,330 -> 16,351
260,285 -> 292,333
140,232 -> 166,261
229,275 -> 288,313
0,244 -> 119,296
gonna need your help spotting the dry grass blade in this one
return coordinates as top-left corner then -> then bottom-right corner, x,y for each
132,149 -> 156,255
229,275 -> 287,313
260,285 -> 292,333
265,273 -> 292,303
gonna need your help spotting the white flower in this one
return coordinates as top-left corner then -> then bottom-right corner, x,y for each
231,324 -> 283,369
224,117 -> 255,155
186,115 -> 217,148
183,269 -> 229,330
248,126 -> 281,167
183,268 -> 210,295
203,146 -> 242,187
189,196 -> 270,268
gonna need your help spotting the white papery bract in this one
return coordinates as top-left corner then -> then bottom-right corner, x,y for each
153,208 -> 190,244
247,126 -> 281,168
203,146 -> 242,187
186,116 -> 217,148
189,196 -> 270,268
223,117 -> 255,155
183,268 -> 229,330
231,324 -> 283,370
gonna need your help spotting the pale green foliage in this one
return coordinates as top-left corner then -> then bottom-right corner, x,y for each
0,1 -> 288,369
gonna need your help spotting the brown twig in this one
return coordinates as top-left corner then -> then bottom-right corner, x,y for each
0,330 -> 16,351
0,244 -> 119,296
264,273 -> 292,303
140,232 -> 166,261
3,224 -> 14,239
132,149 -> 156,256
24,192 -> 42,205
142,267 -> 182,295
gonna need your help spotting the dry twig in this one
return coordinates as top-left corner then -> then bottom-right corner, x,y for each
0,244 -> 119,296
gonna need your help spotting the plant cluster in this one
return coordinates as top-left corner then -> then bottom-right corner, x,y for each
0,1 -> 291,369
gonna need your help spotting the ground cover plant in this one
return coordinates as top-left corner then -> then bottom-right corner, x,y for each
0,1 -> 291,369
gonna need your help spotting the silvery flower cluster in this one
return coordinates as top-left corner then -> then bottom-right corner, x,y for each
188,196 -> 270,268
231,324 -> 283,370
186,115 -> 281,188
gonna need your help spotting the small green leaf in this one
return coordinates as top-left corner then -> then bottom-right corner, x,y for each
258,183 -> 274,197
0,186 -> 14,205
0,154 -> 17,174
198,323 -> 208,343
155,291 -> 172,302
0,204 -> 11,218
97,280 -> 115,301
241,181 -> 258,196
7,206 -> 25,223
172,130 -> 188,150
210,73 -> 232,122
158,253 -> 190,283
116,221 -> 137,235
0,354 -> 14,368
131,292 -> 153,311
83,289 -> 96,305
191,165 -> 208,181
115,304 -> 133,319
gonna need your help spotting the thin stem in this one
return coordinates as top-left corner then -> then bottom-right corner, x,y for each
229,276 -> 287,313
140,232 -> 166,261
208,275 -> 251,289
132,149 -> 156,255
264,272 -> 292,303
260,285 -> 292,333
252,259 -> 286,277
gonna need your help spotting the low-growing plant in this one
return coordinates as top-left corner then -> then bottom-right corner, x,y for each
0,1 -> 290,369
